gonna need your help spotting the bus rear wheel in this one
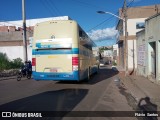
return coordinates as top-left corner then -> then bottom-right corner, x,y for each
87,67 -> 90,81
95,65 -> 99,74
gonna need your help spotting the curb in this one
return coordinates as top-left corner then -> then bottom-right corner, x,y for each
0,76 -> 17,81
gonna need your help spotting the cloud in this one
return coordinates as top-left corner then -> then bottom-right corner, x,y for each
87,27 -> 118,41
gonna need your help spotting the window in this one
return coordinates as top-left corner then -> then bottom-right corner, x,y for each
136,22 -> 145,29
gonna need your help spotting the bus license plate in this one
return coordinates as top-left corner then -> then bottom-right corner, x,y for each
50,68 -> 57,72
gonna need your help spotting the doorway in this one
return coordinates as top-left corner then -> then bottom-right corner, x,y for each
149,42 -> 156,79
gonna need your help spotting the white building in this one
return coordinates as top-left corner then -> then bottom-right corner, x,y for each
92,47 -> 99,57
103,50 -> 113,57
116,5 -> 159,74
137,13 -> 160,83
113,44 -> 118,63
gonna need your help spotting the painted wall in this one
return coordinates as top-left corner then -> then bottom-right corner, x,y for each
127,18 -> 146,35
127,40 -> 137,70
126,18 -> 146,71
103,50 -> 113,57
145,14 -> 160,81
136,30 -> 146,77
0,46 -> 32,61
113,44 -> 119,55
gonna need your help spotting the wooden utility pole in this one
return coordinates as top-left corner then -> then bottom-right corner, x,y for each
22,0 -> 28,62
124,0 -> 128,76
155,5 -> 159,14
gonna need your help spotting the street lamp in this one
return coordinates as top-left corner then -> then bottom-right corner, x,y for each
97,10 -> 128,76
97,11 -> 124,21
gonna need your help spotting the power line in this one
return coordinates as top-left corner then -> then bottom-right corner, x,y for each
101,12 -> 119,29
87,15 -> 115,32
127,0 -> 135,7
48,0 -> 62,16
40,0 -> 55,17
70,0 -> 103,10
45,0 -> 59,16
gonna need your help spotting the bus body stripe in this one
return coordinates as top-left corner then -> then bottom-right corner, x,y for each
32,48 -> 79,55
32,71 -> 79,81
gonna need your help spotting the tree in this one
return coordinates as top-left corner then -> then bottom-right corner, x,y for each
0,53 -> 10,70
0,52 -> 23,70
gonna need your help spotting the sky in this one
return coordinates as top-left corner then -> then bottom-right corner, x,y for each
0,0 -> 160,47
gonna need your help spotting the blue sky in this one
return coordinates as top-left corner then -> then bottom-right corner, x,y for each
0,0 -> 160,46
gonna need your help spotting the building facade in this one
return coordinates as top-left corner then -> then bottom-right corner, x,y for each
116,5 -> 160,74
136,29 -> 146,77
0,28 -> 33,61
112,44 -> 119,64
137,13 -> 160,83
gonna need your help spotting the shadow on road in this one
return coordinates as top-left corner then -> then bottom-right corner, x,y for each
56,67 -> 119,85
136,97 -> 158,120
0,88 -> 88,119
88,67 -> 119,85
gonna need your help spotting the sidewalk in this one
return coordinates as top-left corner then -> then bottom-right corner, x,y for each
114,66 -> 160,111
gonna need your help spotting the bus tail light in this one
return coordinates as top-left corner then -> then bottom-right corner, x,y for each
32,58 -> 36,66
72,57 -> 79,71
32,58 -> 36,71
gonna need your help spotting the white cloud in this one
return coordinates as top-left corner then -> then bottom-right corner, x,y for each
87,27 -> 118,41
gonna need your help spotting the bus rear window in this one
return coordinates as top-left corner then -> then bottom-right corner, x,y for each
36,48 -> 72,51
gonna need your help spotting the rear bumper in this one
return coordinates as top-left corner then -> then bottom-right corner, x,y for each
32,71 -> 79,81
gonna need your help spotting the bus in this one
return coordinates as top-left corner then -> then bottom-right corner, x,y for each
32,20 -> 99,81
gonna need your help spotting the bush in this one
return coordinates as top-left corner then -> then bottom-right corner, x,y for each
112,61 -> 117,66
0,52 -> 23,70
10,58 -> 23,69
0,53 -> 10,70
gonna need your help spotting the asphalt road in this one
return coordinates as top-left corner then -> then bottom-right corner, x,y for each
0,66 -> 137,120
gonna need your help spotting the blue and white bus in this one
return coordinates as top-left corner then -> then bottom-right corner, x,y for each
32,20 -> 99,81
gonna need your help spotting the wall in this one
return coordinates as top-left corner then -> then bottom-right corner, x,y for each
103,50 -> 113,57
116,5 -> 160,74
126,18 -> 146,73
0,46 -> 32,61
113,44 -> 119,55
127,18 -> 146,35
136,30 -> 146,76
127,40 -> 137,71
0,31 -> 32,41
145,13 -> 160,81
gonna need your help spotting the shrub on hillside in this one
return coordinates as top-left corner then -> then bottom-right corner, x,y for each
10,58 -> 23,69
0,53 -> 10,70
0,52 -> 23,70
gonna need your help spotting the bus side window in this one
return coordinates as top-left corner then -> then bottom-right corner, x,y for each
99,53 -> 103,60
79,31 -> 83,37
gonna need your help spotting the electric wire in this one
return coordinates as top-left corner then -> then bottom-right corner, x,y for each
48,0 -> 62,16
40,0 -> 55,17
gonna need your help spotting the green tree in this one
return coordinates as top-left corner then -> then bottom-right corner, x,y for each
0,53 -> 10,70
0,52 -> 23,70
12,58 -> 23,68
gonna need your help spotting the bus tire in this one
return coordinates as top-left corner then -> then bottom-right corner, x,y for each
95,65 -> 99,74
87,67 -> 90,81
17,74 -> 22,81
